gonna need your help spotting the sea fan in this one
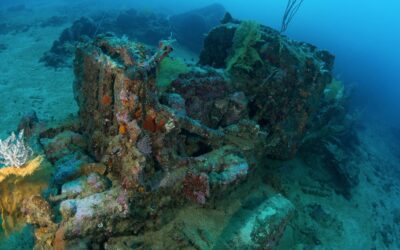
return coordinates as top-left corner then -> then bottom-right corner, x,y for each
0,130 -> 33,167
136,135 -> 152,156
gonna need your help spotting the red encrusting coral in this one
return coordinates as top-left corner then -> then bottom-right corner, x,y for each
182,173 -> 210,205
101,95 -> 112,106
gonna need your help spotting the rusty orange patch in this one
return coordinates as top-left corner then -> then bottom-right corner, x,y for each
119,124 -> 127,135
101,95 -> 112,106
143,115 -> 157,132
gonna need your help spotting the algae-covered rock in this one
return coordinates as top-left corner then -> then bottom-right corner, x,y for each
226,21 -> 264,73
200,17 -> 335,159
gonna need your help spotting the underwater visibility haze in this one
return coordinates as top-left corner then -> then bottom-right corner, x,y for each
0,0 -> 399,249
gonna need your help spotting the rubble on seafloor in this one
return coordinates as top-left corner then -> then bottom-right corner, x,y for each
0,13 -> 360,249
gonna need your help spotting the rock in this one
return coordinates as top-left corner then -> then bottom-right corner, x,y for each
115,9 -> 170,45
40,4 -> 225,68
21,196 -> 58,249
40,130 -> 87,163
40,10 -> 170,68
160,93 -> 186,116
40,17 -> 97,68
179,145 -> 250,204
167,69 -> 239,128
199,24 -> 236,68
60,200 -> 77,221
21,195 -> 56,228
0,22 -> 30,35
239,194 -> 295,249
58,188 -> 130,240
199,18 -> 334,159
60,173 -> 111,199
170,3 -> 226,52
325,142 -> 360,192
80,162 -> 107,176
306,203 -> 342,229
182,173 -> 210,205
52,152 -> 92,187
224,91 -> 249,126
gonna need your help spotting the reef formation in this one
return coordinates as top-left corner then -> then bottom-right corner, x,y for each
0,12 -> 358,249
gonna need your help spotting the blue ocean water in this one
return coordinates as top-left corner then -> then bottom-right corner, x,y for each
0,0 -> 399,249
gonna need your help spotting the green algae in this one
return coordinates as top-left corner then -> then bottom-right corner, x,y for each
226,21 -> 264,73
324,78 -> 345,102
156,57 -> 190,91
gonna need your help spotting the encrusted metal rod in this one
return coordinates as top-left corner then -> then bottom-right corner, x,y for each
158,105 -> 225,145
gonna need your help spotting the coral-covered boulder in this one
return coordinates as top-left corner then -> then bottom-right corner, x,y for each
200,19 -> 335,159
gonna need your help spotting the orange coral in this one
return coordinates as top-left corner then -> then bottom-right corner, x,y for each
142,111 -> 166,133
101,95 -> 112,106
119,124 -> 127,135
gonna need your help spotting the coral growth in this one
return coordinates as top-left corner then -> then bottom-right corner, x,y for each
0,156 -> 52,234
136,135 -> 152,156
0,130 -> 32,167
183,173 -> 210,205
324,78 -> 345,102
156,57 -> 190,91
